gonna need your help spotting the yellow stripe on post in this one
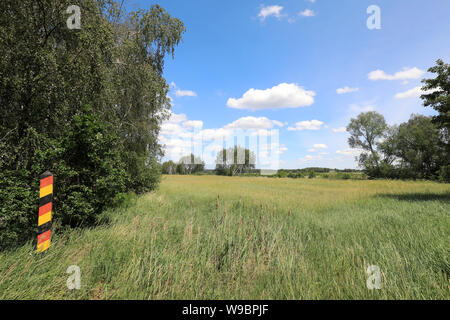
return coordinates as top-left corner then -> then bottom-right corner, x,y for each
40,184 -> 53,198
37,239 -> 51,253
38,211 -> 52,226
37,171 -> 53,253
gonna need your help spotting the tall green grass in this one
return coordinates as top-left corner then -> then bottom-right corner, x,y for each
0,176 -> 449,299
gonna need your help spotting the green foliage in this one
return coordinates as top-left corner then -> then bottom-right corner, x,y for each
439,165 -> 450,183
0,106 -> 128,248
421,59 -> 450,131
178,154 -> 205,174
336,173 -> 351,180
389,115 -> 444,179
0,1 -> 185,248
161,160 -> 177,174
347,111 -> 388,171
308,171 -> 316,179
215,146 -> 256,176
347,63 -> 450,181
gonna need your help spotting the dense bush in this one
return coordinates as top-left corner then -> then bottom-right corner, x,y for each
0,1 -> 185,249
439,165 -> 450,182
0,106 -> 128,249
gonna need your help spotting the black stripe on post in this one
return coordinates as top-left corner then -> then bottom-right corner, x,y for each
39,194 -> 53,207
37,221 -> 52,234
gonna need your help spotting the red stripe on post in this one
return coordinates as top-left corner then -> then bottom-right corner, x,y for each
39,202 -> 52,216
40,176 -> 54,188
37,230 -> 51,245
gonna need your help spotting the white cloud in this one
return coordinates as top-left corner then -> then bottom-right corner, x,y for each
166,111 -> 187,123
160,113 -> 285,166
349,103 -> 375,114
299,154 -> 322,163
288,120 -> 324,131
227,83 -> 315,111
170,82 -> 197,97
368,67 -> 424,81
337,86 -> 359,94
159,111 -> 188,136
308,144 -> 327,152
250,129 -> 278,137
224,116 -> 283,130
199,128 -> 232,141
394,86 -> 440,99
183,120 -> 203,128
332,127 -> 347,133
299,9 -> 315,17
258,5 -> 284,21
176,89 -> 197,97
336,148 -> 361,157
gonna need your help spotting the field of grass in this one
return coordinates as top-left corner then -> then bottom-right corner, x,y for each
0,175 -> 449,299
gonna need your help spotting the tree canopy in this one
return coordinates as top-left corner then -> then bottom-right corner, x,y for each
0,0 -> 185,249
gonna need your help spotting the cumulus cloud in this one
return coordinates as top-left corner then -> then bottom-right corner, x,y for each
308,144 -> 328,153
227,83 -> 315,111
258,5 -> 284,21
299,9 -> 315,17
224,116 -> 283,130
394,86 -> 440,99
160,113 -> 285,168
299,154 -> 322,163
176,89 -> 197,97
349,103 -> 375,114
368,67 -> 424,81
336,148 -> 361,157
183,120 -> 203,128
332,127 -> 347,133
337,86 -> 359,94
170,82 -> 197,97
288,120 -> 324,131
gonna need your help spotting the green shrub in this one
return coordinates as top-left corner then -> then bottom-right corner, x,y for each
0,106 -> 128,249
438,165 -> 450,182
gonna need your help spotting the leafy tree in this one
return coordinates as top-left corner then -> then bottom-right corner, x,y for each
421,59 -> 450,131
162,160 -> 177,174
0,106 -> 127,248
215,146 -> 256,176
178,154 -> 205,174
385,115 -> 445,179
421,59 -> 450,180
347,111 -> 388,174
107,4 -> 185,192
0,0 -> 185,248
176,162 -> 185,175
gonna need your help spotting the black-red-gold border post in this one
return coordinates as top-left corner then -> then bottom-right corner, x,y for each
37,171 -> 53,252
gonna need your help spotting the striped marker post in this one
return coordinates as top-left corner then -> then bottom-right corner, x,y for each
37,171 -> 53,253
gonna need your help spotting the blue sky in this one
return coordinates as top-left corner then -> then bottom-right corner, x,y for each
135,0 -> 450,169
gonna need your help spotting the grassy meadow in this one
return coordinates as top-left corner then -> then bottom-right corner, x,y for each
0,175 -> 449,299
